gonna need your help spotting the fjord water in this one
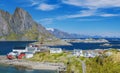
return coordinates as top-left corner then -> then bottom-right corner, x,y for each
0,39 -> 120,55
50,38 -> 120,50
0,65 -> 56,73
0,41 -> 35,55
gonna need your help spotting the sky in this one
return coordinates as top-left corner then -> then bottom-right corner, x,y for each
0,0 -> 120,37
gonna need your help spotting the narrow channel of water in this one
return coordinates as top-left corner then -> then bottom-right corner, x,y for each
0,65 -> 57,73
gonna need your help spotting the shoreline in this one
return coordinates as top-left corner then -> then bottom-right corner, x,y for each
0,56 -> 65,71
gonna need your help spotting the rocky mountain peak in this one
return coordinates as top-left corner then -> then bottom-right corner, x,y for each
0,7 -> 54,41
13,7 -> 32,19
14,7 -> 26,15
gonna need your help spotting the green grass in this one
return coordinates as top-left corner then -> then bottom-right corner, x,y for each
86,51 -> 120,73
29,52 -> 82,73
5,33 -> 21,40
28,50 -> 120,73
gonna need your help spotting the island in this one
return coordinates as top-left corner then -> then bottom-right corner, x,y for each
64,38 -> 109,43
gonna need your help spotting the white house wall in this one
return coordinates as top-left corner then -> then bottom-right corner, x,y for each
13,49 -> 26,54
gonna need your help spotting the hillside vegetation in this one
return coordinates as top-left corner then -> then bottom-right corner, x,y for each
29,52 -> 82,73
28,49 -> 120,73
86,49 -> 120,73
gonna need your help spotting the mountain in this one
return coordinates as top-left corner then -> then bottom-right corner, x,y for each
46,28 -> 88,38
46,28 -> 113,39
0,8 -> 54,41
46,28 -> 70,38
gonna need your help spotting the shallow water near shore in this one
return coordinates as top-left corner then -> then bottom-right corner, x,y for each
0,65 -> 57,73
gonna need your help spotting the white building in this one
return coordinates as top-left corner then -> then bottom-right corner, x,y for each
105,51 -> 113,56
84,51 -> 96,58
50,48 -> 63,53
25,52 -> 34,58
73,49 -> 84,57
25,46 -> 39,58
12,46 -> 39,58
12,47 -> 26,55
26,46 -> 38,54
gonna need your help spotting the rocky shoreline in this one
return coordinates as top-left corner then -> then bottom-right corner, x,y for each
64,38 -> 109,43
0,56 -> 65,71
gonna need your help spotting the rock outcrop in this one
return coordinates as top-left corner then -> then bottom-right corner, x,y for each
0,7 -> 54,41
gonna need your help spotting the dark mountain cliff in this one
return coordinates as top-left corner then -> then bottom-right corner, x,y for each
0,8 -> 54,41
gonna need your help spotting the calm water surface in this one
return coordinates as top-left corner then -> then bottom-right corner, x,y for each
0,65 -> 56,73
0,41 -> 35,55
50,38 -> 120,50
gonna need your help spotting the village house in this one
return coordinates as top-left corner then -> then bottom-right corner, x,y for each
25,46 -> 39,58
26,46 -> 38,54
12,47 -> 26,55
72,49 -> 101,58
84,51 -> 96,58
11,46 -> 39,58
50,48 -> 63,53
73,49 -> 84,57
84,50 -> 101,58
105,51 -> 113,56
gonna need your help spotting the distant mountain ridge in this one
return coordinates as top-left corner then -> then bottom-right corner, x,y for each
0,8 -> 54,41
46,28 -> 119,39
46,28 -> 88,38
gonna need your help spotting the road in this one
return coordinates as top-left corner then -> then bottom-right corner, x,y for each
76,58 -> 86,73
81,60 -> 86,73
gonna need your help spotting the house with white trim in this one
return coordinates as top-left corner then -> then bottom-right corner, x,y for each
12,47 -> 26,55
84,51 -> 99,58
73,49 -> 84,57
12,46 -> 39,58
50,48 -> 63,53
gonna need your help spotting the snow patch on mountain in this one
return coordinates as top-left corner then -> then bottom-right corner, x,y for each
46,28 -> 54,32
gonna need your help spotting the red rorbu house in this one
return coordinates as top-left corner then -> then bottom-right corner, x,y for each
7,46 -> 39,59
7,47 -> 26,59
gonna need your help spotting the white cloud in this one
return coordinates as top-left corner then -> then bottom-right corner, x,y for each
62,12 -> 119,19
30,0 -> 39,6
25,0 -> 120,22
78,18 -> 102,21
100,13 -> 120,17
24,0 -> 59,11
62,0 -> 120,8
61,0 -> 120,18
63,9 -> 96,18
36,3 -> 59,11
55,10 -> 94,20
62,0 -> 83,6
39,9 -> 119,22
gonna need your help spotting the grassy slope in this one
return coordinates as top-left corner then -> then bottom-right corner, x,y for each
86,49 -> 120,73
28,49 -> 120,73
29,52 -> 82,73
